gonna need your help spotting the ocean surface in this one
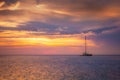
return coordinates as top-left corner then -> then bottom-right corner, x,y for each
0,56 -> 120,80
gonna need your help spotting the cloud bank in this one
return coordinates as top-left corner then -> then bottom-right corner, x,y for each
0,0 -> 120,55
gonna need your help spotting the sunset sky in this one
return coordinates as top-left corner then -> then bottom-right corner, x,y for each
0,0 -> 120,55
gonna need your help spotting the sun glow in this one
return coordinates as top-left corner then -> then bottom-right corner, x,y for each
0,30 -> 95,47
0,37 -> 95,47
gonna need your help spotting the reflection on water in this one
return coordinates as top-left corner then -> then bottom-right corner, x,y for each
0,56 -> 120,80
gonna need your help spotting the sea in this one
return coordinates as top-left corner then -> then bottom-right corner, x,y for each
0,56 -> 120,80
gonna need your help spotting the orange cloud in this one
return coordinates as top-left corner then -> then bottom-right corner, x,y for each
0,37 -> 95,47
0,1 -> 5,7
0,1 -> 20,10
0,0 -> 119,28
0,30 -> 95,47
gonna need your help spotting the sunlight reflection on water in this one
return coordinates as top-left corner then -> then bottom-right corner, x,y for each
0,56 -> 120,80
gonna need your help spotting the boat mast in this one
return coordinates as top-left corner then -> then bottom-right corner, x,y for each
85,36 -> 87,54
82,35 -> 92,56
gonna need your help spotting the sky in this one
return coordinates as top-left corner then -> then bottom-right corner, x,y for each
0,0 -> 120,55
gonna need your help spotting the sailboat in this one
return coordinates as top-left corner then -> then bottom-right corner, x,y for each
82,36 -> 92,56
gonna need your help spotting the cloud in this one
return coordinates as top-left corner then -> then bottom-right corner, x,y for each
101,27 -> 120,34
0,0 -> 119,27
36,0 -> 120,18
0,35 -> 96,47
0,9 -> 31,27
0,0 -> 119,36
0,0 -> 120,55
0,0 -> 21,11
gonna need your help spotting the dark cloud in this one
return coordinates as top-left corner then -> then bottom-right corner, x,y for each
1,0 -> 119,11
38,0 -> 120,13
0,0 -> 18,8
93,27 -> 120,47
0,0 -> 18,4
1,0 -> 120,16
0,10 -> 24,16
0,0 -> 119,38
0,18 -> 119,35
0,21 -> 61,34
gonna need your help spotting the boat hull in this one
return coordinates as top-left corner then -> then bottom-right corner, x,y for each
82,53 -> 92,56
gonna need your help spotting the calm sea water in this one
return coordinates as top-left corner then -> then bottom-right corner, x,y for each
0,56 -> 120,80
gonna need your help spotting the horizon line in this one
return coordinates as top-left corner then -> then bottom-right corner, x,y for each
0,54 -> 120,56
